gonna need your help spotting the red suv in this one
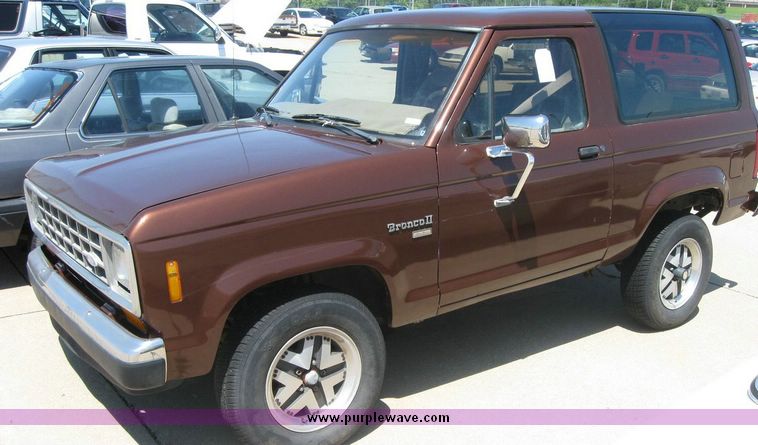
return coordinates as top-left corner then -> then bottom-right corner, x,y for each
612,29 -> 721,93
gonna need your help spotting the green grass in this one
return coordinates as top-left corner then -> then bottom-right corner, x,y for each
697,6 -> 758,21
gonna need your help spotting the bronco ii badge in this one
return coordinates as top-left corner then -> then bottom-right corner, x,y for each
387,215 -> 433,239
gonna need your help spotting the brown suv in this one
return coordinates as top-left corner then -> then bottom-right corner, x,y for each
24,8 -> 758,445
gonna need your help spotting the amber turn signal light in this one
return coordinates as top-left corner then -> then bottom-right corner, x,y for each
165,260 -> 183,304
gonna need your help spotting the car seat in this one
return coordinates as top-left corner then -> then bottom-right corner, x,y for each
147,98 -> 186,131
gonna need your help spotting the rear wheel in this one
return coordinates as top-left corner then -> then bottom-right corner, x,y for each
621,215 -> 712,330
644,72 -> 666,93
216,292 -> 385,445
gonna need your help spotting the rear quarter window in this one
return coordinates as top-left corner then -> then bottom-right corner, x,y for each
595,13 -> 738,123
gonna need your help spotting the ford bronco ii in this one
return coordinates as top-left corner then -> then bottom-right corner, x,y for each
25,8 -> 758,445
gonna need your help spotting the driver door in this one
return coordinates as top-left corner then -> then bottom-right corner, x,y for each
436,28 -> 615,308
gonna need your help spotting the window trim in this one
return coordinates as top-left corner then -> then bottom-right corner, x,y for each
593,12 -> 741,126
455,36 -> 589,145
80,65 -> 209,138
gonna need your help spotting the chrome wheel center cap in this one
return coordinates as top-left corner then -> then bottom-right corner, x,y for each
304,370 -> 319,386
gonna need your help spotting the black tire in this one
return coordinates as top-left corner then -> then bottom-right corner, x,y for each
299,24 -> 308,36
279,30 -> 288,37
216,292 -> 385,445
621,215 -> 712,330
644,72 -> 666,93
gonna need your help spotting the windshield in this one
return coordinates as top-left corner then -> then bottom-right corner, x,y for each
39,3 -> 87,36
299,10 -> 321,19
147,3 -> 215,42
268,29 -> 476,140
0,69 -> 76,128
0,1 -> 22,33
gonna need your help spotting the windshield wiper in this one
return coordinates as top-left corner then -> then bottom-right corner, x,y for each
290,113 -> 379,145
256,105 -> 279,126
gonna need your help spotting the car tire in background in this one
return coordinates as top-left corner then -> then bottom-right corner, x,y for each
300,24 -> 308,36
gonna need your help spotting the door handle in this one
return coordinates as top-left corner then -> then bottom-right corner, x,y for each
486,145 -> 535,208
578,145 -> 606,160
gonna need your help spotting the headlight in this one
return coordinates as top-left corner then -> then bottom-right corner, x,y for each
25,180 -> 142,316
106,241 -> 132,292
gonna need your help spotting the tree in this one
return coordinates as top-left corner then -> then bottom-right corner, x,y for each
714,0 -> 726,14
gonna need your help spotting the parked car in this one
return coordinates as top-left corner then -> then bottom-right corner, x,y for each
386,4 -> 408,11
743,39 -> 758,68
317,6 -> 356,24
433,2 -> 468,7
353,5 -> 393,15
271,8 -> 333,37
24,8 -> 758,445
738,22 -> 758,39
0,0 -> 89,37
87,0 -> 300,75
0,36 -> 171,83
0,55 -> 280,248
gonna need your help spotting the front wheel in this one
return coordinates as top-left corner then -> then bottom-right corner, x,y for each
279,30 -> 289,37
621,214 -> 713,330
216,292 -> 385,445
299,24 -> 308,36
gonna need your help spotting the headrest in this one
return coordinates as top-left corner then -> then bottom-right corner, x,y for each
150,98 -> 179,125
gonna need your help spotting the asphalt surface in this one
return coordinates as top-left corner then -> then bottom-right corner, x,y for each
1,211 -> 757,444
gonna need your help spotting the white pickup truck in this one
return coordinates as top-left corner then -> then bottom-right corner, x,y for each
87,0 -> 299,75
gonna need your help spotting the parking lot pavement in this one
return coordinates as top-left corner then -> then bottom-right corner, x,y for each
1,214 -> 757,445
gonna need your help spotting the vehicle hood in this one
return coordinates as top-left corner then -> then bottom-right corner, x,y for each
302,17 -> 334,27
27,122 -> 371,233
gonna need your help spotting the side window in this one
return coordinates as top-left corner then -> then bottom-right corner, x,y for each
595,13 -> 738,122
147,4 -> 215,43
38,49 -> 106,63
636,32 -> 653,51
658,33 -> 685,54
201,66 -> 279,120
83,68 -> 206,136
457,38 -> 587,142
688,35 -> 718,58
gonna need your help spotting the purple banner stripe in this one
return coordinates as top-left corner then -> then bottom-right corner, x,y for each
1,409 -> 758,426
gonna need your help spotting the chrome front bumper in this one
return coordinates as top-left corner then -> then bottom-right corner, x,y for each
27,247 -> 167,394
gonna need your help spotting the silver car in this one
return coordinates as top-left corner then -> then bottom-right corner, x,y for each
0,55 -> 281,247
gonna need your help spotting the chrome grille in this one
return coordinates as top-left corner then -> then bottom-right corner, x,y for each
27,188 -> 107,284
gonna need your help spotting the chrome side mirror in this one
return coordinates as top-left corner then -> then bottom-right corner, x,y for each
486,115 -> 550,208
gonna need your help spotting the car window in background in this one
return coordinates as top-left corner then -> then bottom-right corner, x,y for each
0,69 -> 77,128
83,68 -> 206,136
89,3 -> 126,35
0,46 -> 13,71
41,3 -> 87,35
201,66 -> 279,119
39,49 -> 106,63
113,49 -> 171,57
745,43 -> 758,59
298,10 -> 321,19
0,1 -> 22,33
197,3 -> 221,16
147,4 -> 215,43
